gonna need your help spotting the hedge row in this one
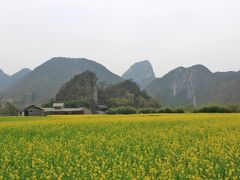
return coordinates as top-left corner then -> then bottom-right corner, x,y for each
106,107 -> 185,115
106,107 -> 137,114
106,105 -> 239,114
194,106 -> 231,113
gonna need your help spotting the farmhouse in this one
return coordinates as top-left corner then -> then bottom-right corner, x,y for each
42,107 -> 91,115
21,103 -> 90,116
22,105 -> 45,116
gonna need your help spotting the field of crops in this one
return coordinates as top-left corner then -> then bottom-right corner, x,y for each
0,114 -> 240,179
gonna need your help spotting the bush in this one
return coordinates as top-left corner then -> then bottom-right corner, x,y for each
173,108 -> 185,113
158,108 -> 171,113
106,107 -> 137,114
158,108 -> 185,113
64,101 -> 91,108
194,106 -> 231,113
107,107 -> 185,114
226,104 -> 240,113
105,108 -> 116,114
138,108 -> 157,114
41,98 -> 55,108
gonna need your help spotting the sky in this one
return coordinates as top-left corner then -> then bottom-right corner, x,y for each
0,0 -> 240,77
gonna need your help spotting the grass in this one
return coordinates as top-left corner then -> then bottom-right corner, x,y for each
0,114 -> 240,179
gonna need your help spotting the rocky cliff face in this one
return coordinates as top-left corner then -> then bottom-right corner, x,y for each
145,65 -> 240,107
122,60 -> 156,89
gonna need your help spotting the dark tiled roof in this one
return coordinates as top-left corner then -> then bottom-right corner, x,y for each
24,105 -> 43,111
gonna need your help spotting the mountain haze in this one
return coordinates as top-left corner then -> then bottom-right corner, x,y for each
0,68 -> 31,92
1,59 -> 239,108
0,57 -> 123,107
9,68 -> 31,85
145,65 -> 240,107
122,60 -> 156,89
0,69 -> 10,89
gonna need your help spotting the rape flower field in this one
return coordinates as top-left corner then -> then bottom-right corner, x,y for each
0,114 -> 240,179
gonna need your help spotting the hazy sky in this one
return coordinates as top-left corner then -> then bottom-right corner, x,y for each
0,0 -> 240,77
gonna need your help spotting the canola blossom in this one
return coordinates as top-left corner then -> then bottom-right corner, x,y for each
0,114 -> 240,179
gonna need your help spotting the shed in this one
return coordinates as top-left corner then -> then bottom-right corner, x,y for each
42,107 -> 91,115
23,105 -> 45,116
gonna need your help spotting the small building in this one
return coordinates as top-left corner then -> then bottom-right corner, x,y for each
23,105 -> 45,116
21,103 -> 91,116
52,103 -> 64,109
42,107 -> 91,115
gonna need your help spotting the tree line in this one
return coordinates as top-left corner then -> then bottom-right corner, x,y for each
1,71 -> 240,116
105,104 -> 240,114
46,71 -> 161,112
0,102 -> 18,116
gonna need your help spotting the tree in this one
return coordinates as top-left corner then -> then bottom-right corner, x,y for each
98,80 -> 160,108
42,98 -> 54,108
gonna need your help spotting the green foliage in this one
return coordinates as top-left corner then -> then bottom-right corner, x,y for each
225,104 -> 240,113
53,73 -> 161,111
158,108 -> 185,113
106,106 -> 185,115
194,106 -> 231,113
55,71 -> 98,111
0,102 -> 18,116
182,105 -> 197,113
181,103 -> 240,113
159,108 -> 173,113
98,80 -> 160,108
143,99 -> 161,109
64,101 -> 91,108
41,98 -> 54,108
138,108 -> 157,114
56,71 -> 98,102
174,108 -> 185,113
106,106 -> 137,114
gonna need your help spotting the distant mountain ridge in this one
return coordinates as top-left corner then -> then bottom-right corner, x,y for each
145,65 -> 240,107
0,57 -> 123,108
0,68 -> 31,92
122,60 -> 156,89
0,69 -> 10,87
1,58 -> 239,108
